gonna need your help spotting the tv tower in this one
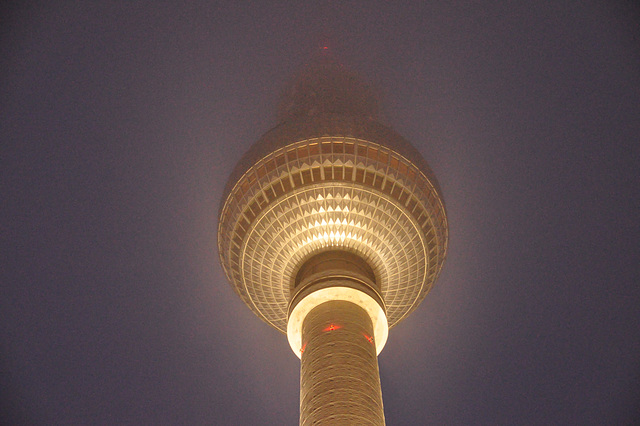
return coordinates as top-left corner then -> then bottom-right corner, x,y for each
218,51 -> 448,425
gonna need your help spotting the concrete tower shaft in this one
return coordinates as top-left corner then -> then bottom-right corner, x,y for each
300,300 -> 384,425
293,251 -> 385,425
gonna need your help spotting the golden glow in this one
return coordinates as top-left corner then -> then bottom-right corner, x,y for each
236,183 -> 430,332
287,286 -> 388,358
218,136 -> 448,333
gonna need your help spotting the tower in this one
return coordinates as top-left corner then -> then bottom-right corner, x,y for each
217,53 -> 448,425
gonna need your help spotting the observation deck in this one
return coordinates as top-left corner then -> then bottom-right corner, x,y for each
218,57 -> 448,337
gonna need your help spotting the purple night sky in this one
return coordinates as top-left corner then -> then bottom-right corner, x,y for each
2,2 -> 639,424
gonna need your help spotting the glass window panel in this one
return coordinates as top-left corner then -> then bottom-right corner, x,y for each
344,143 -> 355,155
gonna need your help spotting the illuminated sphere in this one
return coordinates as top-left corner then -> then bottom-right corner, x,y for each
218,57 -> 448,346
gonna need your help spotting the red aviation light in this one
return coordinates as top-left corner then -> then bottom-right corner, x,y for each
363,334 -> 374,344
323,324 -> 341,332
300,342 -> 307,353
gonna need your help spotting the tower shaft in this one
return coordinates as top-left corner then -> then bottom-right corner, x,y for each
300,299 -> 384,425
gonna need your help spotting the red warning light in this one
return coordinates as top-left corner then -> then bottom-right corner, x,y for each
323,324 -> 341,332
323,46 -> 328,50
300,342 -> 307,353
363,334 -> 374,344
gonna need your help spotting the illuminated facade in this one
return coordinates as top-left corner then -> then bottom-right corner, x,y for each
218,54 -> 448,425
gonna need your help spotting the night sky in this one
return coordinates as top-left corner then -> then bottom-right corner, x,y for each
2,2 -> 639,424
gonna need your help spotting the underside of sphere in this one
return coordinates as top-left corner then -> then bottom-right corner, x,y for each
218,125 -> 448,332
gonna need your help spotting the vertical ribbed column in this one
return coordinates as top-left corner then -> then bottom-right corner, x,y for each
300,299 -> 385,425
